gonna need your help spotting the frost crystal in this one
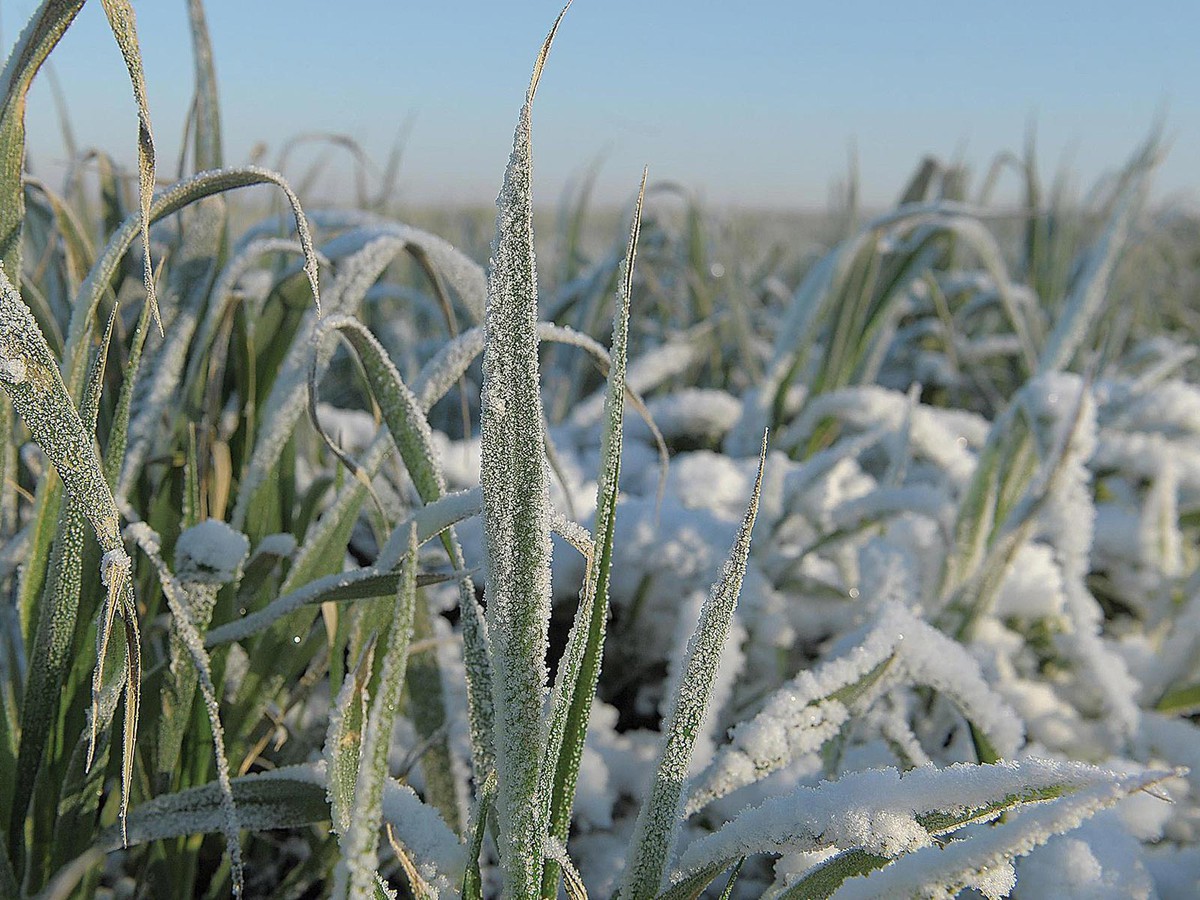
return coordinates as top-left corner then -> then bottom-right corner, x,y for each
0,350 -> 26,384
100,548 -> 132,587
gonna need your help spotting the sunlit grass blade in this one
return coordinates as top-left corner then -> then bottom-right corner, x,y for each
540,168 -> 645,899
186,0 -> 223,171
620,432 -> 767,899
477,6 -> 571,894
98,0 -> 160,333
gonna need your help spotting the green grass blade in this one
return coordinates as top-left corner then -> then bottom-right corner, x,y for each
98,0 -> 160,333
620,432 -> 767,900
232,222 -> 481,528
207,487 -> 479,647
0,265 -> 143,839
650,861 -> 732,900
0,0 -> 86,279
325,637 -> 374,837
540,170 -> 645,899
102,281 -> 153,488
6,306 -> 113,868
462,770 -> 497,900
186,0 -> 223,171
98,763 -> 331,850
315,313 -> 494,783
332,526 -> 418,900
115,193 -> 226,503
477,7 -> 570,893
127,521 -> 245,896
152,520 -> 249,792
64,165 -> 321,399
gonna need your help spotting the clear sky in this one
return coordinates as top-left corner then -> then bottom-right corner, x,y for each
7,0 -> 1199,211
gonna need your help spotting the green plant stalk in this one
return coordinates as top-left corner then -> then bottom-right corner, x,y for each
540,170 -> 645,899
620,434 -> 767,899
477,8 -> 569,894
332,526 -> 419,899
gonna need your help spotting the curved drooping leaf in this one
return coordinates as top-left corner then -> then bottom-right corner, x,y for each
673,760 -> 1176,900
205,487 -> 480,647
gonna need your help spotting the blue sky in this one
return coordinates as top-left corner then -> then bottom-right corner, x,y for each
8,1 -> 1199,210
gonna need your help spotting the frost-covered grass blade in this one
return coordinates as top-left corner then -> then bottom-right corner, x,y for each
477,5 -> 570,895
620,432 -> 768,899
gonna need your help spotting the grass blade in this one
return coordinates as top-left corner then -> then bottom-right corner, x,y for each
0,265 -> 142,839
186,0 -> 223,171
98,0 -> 160,332
0,0 -> 85,278
127,522 -> 245,897
478,7 -> 570,893
540,169 -> 645,898
332,526 -> 418,900
620,432 -> 767,899
311,311 -> 488,817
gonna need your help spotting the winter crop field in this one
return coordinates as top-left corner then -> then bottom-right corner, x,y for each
1,3 -> 1198,899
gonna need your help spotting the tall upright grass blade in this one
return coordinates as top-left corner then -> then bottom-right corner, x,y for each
478,6 -> 569,894
332,526 -> 418,900
6,305 -> 114,868
98,0 -> 160,333
0,2 -> 86,652
116,193 -> 226,503
620,432 -> 768,899
186,0 -> 223,171
540,169 -> 646,899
